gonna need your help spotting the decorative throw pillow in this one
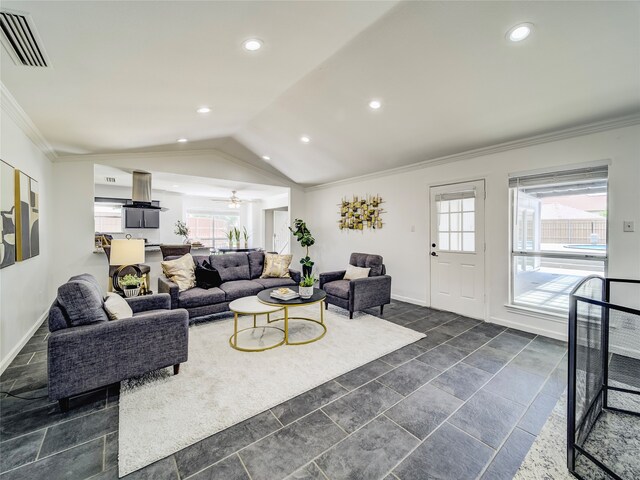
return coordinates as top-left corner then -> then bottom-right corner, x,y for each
260,253 -> 292,278
161,253 -> 196,291
195,261 -> 223,289
104,292 -> 133,320
343,264 -> 371,280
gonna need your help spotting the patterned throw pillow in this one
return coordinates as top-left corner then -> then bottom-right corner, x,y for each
261,253 -> 293,278
343,264 -> 370,280
161,253 -> 196,291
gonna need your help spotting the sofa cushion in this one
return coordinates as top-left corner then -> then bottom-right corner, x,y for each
344,265 -> 370,280
179,287 -> 226,308
323,280 -> 351,299
57,277 -> 109,327
349,253 -> 383,277
104,292 -> 133,320
209,253 -> 251,282
220,280 -> 263,301
48,302 -> 69,332
261,253 -> 292,278
161,254 -> 196,291
195,261 -> 223,289
253,277 -> 297,289
248,251 -> 265,279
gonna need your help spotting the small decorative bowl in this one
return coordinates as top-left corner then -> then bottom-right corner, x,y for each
123,287 -> 141,298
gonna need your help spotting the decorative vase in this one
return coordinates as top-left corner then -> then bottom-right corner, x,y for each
123,287 -> 141,298
299,286 -> 314,299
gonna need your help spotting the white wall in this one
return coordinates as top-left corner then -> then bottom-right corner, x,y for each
52,151 -> 304,293
0,109 -> 54,372
304,125 -> 640,339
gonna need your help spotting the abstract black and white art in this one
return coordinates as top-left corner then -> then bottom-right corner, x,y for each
0,160 -> 16,269
16,170 -> 39,261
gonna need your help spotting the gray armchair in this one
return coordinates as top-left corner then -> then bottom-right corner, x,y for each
48,274 -> 189,411
320,253 -> 392,318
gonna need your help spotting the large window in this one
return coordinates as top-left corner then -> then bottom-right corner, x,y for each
186,211 -> 239,248
94,199 -> 123,233
510,166 -> 608,314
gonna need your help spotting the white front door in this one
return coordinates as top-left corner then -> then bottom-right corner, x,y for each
430,180 -> 485,319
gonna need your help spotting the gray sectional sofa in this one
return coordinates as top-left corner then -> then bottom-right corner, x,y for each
158,251 -> 301,322
48,274 -> 189,411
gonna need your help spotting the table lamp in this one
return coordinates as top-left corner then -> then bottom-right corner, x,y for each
109,237 -> 145,293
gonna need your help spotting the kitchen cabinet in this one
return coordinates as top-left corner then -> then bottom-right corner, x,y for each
124,208 -> 160,229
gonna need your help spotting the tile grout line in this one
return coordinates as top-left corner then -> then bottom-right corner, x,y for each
381,413 -> 422,442
269,409 -> 285,429
312,460 -> 331,480
318,407 -> 349,436
236,452 -> 254,480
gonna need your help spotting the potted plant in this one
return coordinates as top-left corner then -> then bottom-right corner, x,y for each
119,274 -> 142,298
233,227 -> 241,248
242,227 -> 250,248
299,274 -> 317,299
289,218 -> 315,277
225,229 -> 234,248
174,220 -> 190,244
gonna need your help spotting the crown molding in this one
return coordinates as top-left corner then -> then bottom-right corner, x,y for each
1,83 -> 57,161
305,113 -> 640,192
57,148 -> 299,189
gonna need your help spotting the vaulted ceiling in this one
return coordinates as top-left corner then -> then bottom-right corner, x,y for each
2,1 -> 639,186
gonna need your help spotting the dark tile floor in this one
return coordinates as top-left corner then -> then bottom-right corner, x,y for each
0,301 -> 568,480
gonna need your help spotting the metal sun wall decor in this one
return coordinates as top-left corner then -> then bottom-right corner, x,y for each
338,194 -> 385,231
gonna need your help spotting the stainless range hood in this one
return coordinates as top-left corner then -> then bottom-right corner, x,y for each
126,171 -> 163,210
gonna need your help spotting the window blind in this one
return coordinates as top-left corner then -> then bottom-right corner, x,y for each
508,166 -> 608,188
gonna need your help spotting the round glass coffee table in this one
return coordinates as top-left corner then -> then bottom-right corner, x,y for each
228,296 -> 285,352
257,287 -> 327,346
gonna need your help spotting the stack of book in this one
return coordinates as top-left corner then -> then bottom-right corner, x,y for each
270,288 -> 300,301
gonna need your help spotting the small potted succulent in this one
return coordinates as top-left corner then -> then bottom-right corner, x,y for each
233,227 -> 241,248
119,274 -> 142,298
299,274 -> 317,299
242,226 -> 250,248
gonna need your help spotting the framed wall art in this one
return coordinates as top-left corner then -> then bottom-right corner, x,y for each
0,160 -> 16,269
15,170 -> 40,261
338,194 -> 385,231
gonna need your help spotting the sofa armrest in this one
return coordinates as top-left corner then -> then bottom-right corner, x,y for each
319,270 -> 346,289
48,309 -> 189,401
289,269 -> 302,284
350,275 -> 392,311
125,293 -> 171,313
158,275 -> 179,309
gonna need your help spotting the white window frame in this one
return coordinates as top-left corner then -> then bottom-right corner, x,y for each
508,166 -> 609,315
94,198 -> 125,234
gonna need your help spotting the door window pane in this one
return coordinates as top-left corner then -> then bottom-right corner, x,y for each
462,197 -> 474,211
463,212 -> 475,231
450,232 -> 461,251
462,233 -> 475,252
439,232 -> 449,250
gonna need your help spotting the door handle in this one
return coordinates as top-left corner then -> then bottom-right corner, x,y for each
431,252 -> 438,257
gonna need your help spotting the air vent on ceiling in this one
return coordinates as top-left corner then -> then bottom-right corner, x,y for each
0,10 -> 49,67
105,177 -> 116,183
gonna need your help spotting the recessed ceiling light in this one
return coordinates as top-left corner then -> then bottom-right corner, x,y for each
177,138 -> 188,143
300,136 -> 311,143
172,184 -> 180,188
196,106 -> 211,114
506,23 -> 533,42
368,100 -> 382,110
262,155 -> 271,161
243,39 -> 263,51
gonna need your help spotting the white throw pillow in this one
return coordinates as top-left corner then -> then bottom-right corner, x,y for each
343,265 -> 371,280
104,292 -> 133,320
161,253 -> 196,291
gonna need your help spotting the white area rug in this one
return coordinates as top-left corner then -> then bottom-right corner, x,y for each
118,306 -> 425,477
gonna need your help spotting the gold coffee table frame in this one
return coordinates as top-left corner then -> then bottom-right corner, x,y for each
258,290 -> 327,346
229,297 -> 285,352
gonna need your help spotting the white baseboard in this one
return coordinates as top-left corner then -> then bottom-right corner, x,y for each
490,315 -> 567,341
391,294 -> 428,307
0,311 -> 47,375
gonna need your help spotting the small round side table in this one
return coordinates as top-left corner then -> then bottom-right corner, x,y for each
228,296 -> 285,352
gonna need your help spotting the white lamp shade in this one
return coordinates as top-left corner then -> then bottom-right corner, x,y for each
109,239 -> 145,265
